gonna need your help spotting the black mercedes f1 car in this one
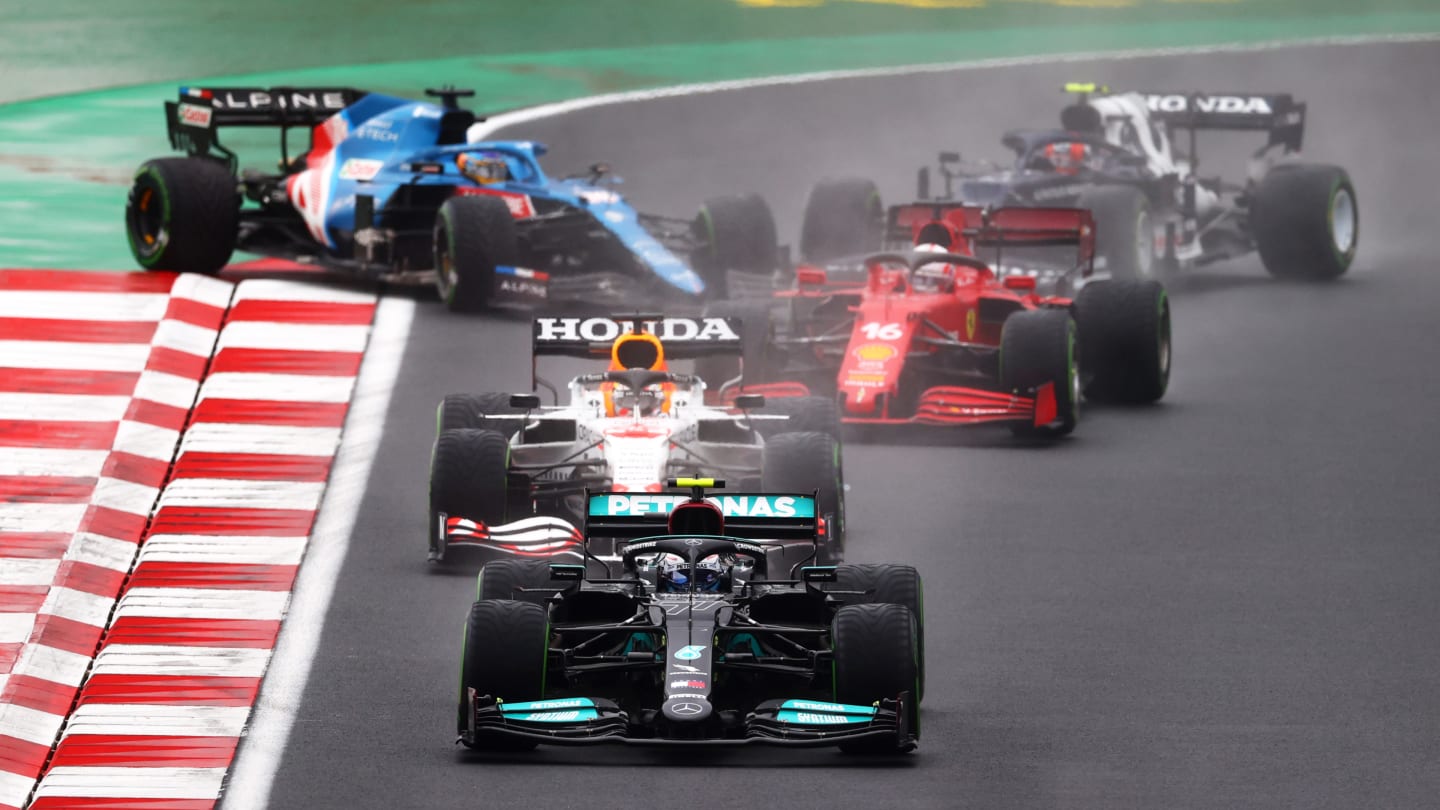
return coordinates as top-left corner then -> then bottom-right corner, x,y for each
456,479 -> 922,753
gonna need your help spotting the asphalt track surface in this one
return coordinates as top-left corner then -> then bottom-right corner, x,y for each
265,41 -> 1440,809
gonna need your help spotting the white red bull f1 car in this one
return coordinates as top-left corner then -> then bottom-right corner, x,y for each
428,316 -> 846,565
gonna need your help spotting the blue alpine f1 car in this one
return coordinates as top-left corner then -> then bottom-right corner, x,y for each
124,86 -> 778,310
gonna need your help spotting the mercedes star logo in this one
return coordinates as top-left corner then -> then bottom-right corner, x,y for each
671,702 -> 704,716
684,538 -> 703,547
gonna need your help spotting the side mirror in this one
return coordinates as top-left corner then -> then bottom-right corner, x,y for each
510,393 -> 541,409
549,563 -> 585,582
800,565 -> 838,583
1003,275 -> 1037,293
733,393 -> 766,410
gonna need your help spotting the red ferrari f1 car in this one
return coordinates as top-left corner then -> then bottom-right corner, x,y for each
702,204 -> 1171,437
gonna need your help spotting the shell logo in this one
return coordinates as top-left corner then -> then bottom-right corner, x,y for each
854,343 -> 897,362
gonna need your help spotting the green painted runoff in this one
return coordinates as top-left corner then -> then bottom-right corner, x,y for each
1,0 -> 1436,269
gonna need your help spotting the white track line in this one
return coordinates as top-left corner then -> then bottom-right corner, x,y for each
220,296 -> 413,809
467,32 -> 1440,141
226,30 -> 1440,809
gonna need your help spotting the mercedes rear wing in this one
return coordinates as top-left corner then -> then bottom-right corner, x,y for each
165,86 -> 366,170
886,204 -> 1096,276
1140,92 -> 1306,153
583,491 -> 819,543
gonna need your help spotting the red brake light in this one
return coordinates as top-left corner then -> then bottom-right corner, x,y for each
797,267 -> 827,286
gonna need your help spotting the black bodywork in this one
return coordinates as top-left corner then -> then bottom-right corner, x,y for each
460,488 -> 917,750
918,91 -> 1310,271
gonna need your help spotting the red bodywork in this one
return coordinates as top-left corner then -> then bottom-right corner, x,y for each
757,205 -> 1093,429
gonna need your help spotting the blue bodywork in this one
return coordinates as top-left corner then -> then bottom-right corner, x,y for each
307,93 -> 705,295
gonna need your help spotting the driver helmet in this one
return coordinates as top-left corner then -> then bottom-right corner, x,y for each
457,151 -> 510,184
603,332 -> 673,417
611,385 -> 666,418
657,553 -> 727,593
911,256 -> 957,292
1044,141 -> 1092,175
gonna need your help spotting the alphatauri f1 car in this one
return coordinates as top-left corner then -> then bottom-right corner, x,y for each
429,316 -> 846,565
457,479 -> 922,753
708,205 -> 1170,437
124,86 -> 777,309
799,84 -> 1357,281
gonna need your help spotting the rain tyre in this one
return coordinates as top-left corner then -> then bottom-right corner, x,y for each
832,603 -> 920,753
1000,309 -> 1079,437
763,431 -> 845,560
434,195 -> 518,312
125,157 -> 239,274
800,177 -> 884,263
458,599 -> 548,748
1073,279 -> 1171,404
1252,163 -> 1358,280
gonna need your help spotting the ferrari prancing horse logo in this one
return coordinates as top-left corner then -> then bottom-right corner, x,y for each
965,309 -> 977,340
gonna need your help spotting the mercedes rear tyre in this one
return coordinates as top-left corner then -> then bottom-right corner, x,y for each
476,559 -> 557,604
1252,163 -> 1358,280
693,193 -> 779,299
999,309 -> 1079,437
458,599 -> 548,748
830,564 -> 925,701
125,158 -> 239,274
1077,185 -> 1155,280
800,177 -> 884,263
434,195 -> 518,312
762,431 -> 845,561
429,429 -> 511,562
1073,279 -> 1171,404
832,603 -> 920,753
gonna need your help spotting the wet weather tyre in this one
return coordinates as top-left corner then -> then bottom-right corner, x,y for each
694,193 -> 778,298
458,599 -> 547,748
434,195 -> 518,312
762,431 -> 845,560
1077,185 -> 1154,280
437,393 -> 523,433
477,559 -> 556,604
125,158 -> 239,274
1073,279 -> 1171,404
430,429 -> 510,560
755,396 -> 841,441
831,565 -> 925,702
1000,310 -> 1079,437
832,603 -> 920,753
800,177 -> 884,263
695,299 -> 777,396
1252,164 -> 1358,280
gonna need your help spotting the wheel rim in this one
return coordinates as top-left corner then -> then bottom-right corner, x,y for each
1330,187 -> 1357,256
1066,324 -> 1080,422
434,225 -> 458,301
1134,209 -> 1154,278
1158,304 -> 1172,380
128,177 -> 166,258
